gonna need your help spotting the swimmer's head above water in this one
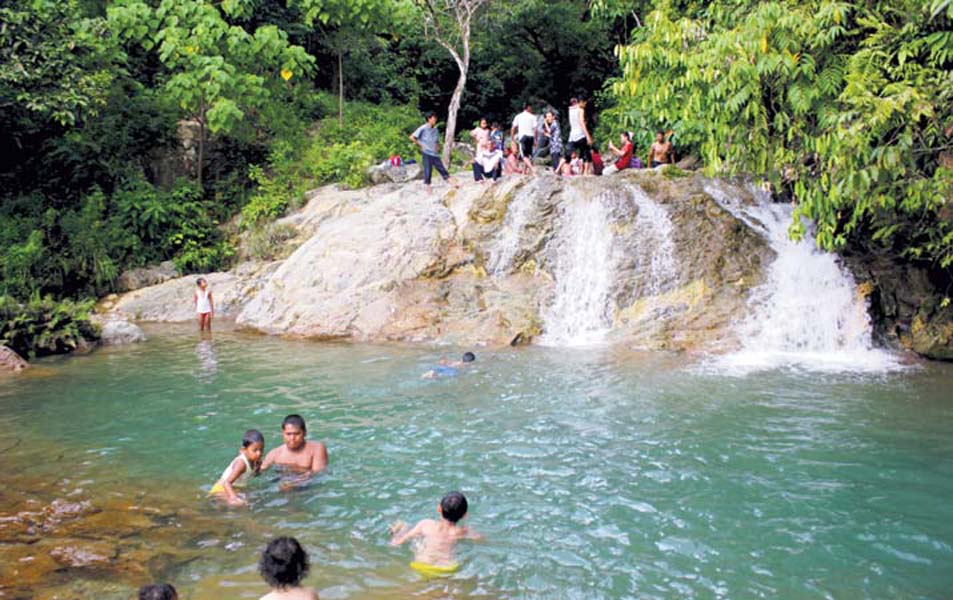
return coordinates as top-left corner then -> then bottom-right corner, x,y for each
281,414 -> 307,450
439,491 -> 469,523
462,352 -> 476,363
259,536 -> 310,590
138,583 -> 177,600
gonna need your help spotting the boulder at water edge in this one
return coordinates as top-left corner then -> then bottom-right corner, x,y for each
0,345 -> 28,372
99,319 -> 146,345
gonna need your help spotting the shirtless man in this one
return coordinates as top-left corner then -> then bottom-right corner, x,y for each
261,414 -> 328,487
648,130 -> 674,168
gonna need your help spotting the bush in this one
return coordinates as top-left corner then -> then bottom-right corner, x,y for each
244,222 -> 299,261
0,295 -> 100,358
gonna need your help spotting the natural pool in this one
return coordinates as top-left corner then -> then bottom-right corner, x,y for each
2,325 -> 952,599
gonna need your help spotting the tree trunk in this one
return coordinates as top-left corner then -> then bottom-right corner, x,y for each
442,68 -> 467,166
338,49 -> 344,127
197,117 -> 205,189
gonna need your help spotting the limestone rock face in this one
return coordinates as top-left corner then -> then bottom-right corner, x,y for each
0,345 -> 28,372
99,319 -> 146,345
102,173 -> 782,351
117,260 -> 178,292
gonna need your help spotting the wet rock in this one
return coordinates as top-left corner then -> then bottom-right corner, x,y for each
102,172 -> 775,350
48,539 -> 118,567
117,261 -> 178,292
367,160 -> 422,185
99,319 -> 146,345
0,345 -> 28,372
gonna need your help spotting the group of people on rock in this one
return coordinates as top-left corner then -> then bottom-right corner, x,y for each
409,96 -> 676,192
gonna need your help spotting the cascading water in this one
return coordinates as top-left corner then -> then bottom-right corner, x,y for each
631,188 -> 678,299
488,186 -> 537,274
539,187 -> 616,346
539,183 -> 680,346
705,183 -> 900,372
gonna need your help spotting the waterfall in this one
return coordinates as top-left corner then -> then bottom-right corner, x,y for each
539,187 -> 616,346
488,186 -> 537,274
705,183 -> 900,372
631,189 -> 677,299
539,183 -> 680,346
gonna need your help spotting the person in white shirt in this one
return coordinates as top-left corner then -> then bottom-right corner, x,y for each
560,96 -> 594,175
510,103 -> 537,175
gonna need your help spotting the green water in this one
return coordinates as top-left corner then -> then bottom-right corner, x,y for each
3,325 -> 953,599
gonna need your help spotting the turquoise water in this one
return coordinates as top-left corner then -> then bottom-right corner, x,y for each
2,325 -> 953,599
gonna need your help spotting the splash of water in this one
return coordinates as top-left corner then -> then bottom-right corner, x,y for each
540,187 -> 616,346
705,183 -> 901,373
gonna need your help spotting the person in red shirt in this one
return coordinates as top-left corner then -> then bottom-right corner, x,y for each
603,131 -> 634,175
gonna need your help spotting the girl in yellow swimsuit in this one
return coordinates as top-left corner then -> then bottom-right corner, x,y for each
209,429 -> 264,506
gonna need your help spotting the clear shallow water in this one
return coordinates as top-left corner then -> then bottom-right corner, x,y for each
2,325 -> 953,599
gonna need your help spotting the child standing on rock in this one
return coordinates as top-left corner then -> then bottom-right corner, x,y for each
194,277 -> 214,333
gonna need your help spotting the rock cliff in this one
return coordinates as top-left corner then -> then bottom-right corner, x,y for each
104,171 -> 776,351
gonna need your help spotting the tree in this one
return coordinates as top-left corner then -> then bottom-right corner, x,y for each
108,0 -> 315,186
415,0 -> 493,165
291,0 -> 402,126
604,0 -> 953,269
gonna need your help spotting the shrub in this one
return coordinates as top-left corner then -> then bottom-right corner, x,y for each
244,222 -> 299,261
0,295 -> 100,358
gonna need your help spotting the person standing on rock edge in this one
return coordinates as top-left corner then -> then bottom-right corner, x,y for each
410,111 -> 460,194
648,130 -> 675,168
194,277 -> 214,333
510,102 -> 538,175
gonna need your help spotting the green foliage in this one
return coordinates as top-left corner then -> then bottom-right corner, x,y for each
605,0 -> 953,268
0,0 -> 119,129
304,94 -> 420,188
0,295 -> 100,359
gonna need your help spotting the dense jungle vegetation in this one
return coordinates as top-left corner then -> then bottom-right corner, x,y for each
1,0 -> 950,352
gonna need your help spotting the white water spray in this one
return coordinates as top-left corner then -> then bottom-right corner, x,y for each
631,189 -> 678,299
705,183 -> 900,372
540,188 -> 616,345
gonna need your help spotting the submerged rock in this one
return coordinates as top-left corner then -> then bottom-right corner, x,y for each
0,345 -> 28,372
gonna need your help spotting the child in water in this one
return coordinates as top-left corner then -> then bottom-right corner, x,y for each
259,536 -> 319,600
138,584 -> 178,600
194,277 -> 214,333
390,491 -> 482,577
422,352 -> 475,379
209,429 -> 264,506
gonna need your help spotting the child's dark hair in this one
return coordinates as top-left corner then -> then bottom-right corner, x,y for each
462,352 -> 476,363
243,429 -> 264,447
138,583 -> 178,600
282,414 -> 306,432
259,536 -> 310,589
440,491 -> 468,523
425,110 -> 437,120
196,277 -> 206,285
491,121 -> 500,129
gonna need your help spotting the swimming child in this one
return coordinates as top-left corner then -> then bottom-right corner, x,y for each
194,277 -> 214,333
390,491 -> 482,578
422,352 -> 476,379
209,429 -> 264,506
259,536 -> 319,600
138,583 -> 178,600
261,415 -> 329,490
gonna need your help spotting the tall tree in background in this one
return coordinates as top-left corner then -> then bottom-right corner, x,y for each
292,0 -> 400,126
108,0 -> 315,186
415,0 -> 492,165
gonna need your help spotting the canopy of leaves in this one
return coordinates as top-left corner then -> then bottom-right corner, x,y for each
604,0 -> 953,269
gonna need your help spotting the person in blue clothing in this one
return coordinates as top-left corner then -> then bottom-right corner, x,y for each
410,111 -> 460,194
422,352 -> 476,379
